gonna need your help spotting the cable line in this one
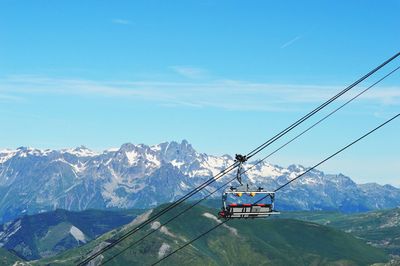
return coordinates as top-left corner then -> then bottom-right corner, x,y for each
245,52 -> 400,160
152,219 -> 230,266
103,62 -> 399,265
242,65 -> 400,176
77,52 -> 399,265
77,163 -> 238,266
101,175 -> 238,265
103,65 -> 399,265
152,112 -> 400,266
273,113 -> 400,192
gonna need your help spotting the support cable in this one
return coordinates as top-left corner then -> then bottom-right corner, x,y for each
245,52 -> 400,160
77,52 -> 399,265
241,65 -> 400,177
101,175 -> 237,265
273,113 -> 400,192
77,163 -> 238,266
152,112 -> 400,266
152,219 -> 230,266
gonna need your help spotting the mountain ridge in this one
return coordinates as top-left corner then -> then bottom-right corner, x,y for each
0,140 -> 399,223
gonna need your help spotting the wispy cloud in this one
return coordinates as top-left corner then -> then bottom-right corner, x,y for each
112,19 -> 132,25
0,93 -> 25,103
281,35 -> 302,49
361,87 -> 400,105
0,75 -> 399,111
170,66 -> 206,79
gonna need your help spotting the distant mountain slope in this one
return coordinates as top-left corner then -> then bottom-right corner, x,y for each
34,204 -> 388,266
0,248 -> 21,265
0,140 -> 399,223
0,209 -> 143,260
279,207 -> 400,256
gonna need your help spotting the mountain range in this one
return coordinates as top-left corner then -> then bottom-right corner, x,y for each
0,140 -> 399,223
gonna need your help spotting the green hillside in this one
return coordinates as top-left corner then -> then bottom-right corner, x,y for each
0,248 -> 22,265
34,204 -> 388,266
279,208 -> 400,256
0,208 -> 144,260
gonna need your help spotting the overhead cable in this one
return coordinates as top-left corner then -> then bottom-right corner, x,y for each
152,112 -> 400,265
78,52 -> 399,265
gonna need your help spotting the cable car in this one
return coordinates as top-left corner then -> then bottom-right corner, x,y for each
218,154 -> 280,219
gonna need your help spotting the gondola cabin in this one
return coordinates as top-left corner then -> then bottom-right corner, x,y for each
218,154 -> 280,219
218,187 -> 279,219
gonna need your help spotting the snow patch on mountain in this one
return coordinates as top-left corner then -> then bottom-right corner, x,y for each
70,225 -> 86,243
150,144 -> 162,152
125,150 -> 139,165
158,243 -> 170,258
203,212 -> 238,236
171,159 -> 185,168
63,146 -> 99,157
0,149 -> 18,163
150,221 -> 176,238
245,162 -> 287,182
0,220 -> 22,246
179,181 -> 190,190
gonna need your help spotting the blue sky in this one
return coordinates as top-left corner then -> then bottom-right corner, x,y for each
0,0 -> 399,186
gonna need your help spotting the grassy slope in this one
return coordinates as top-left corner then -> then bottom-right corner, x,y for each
33,204 -> 388,266
279,208 -> 400,256
1,208 -> 145,261
0,248 -> 23,265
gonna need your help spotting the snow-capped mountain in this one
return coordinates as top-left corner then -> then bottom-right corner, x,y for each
0,140 -> 399,223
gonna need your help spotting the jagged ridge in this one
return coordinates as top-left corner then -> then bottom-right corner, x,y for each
0,140 -> 399,223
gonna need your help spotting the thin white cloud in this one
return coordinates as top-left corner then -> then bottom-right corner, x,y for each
360,87 -> 400,105
281,35 -> 302,49
0,93 -> 25,103
0,75 -> 399,111
112,19 -> 132,25
170,66 -> 206,79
